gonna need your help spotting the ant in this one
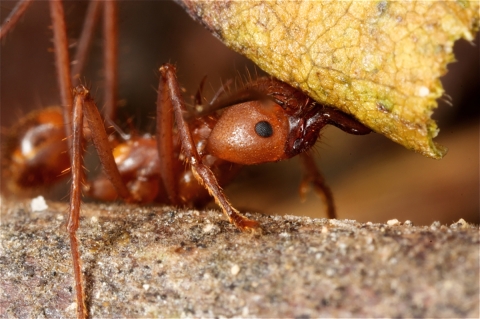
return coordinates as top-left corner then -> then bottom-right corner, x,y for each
1,1 -> 371,318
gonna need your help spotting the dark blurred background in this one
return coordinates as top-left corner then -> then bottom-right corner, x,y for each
1,1 -> 478,225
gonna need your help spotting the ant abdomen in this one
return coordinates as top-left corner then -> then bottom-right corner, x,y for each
2,107 -> 70,194
2,98 -> 244,212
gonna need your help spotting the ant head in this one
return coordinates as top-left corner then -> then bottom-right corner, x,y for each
204,77 -> 370,166
205,77 -> 327,165
206,99 -> 290,165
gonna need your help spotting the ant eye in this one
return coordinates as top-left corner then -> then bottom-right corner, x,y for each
255,121 -> 273,138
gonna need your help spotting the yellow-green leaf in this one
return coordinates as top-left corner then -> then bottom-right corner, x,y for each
179,1 -> 479,159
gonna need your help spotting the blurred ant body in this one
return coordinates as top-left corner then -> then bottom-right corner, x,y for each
1,1 -> 370,318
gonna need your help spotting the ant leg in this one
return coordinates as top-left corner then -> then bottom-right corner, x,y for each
49,5 -> 89,317
103,0 -> 118,122
69,86 -> 133,319
0,0 -> 33,40
156,69 -> 178,205
71,0 -> 102,86
68,87 -> 88,319
49,0 -> 74,154
158,64 -> 260,231
299,152 -> 336,219
75,86 -> 133,202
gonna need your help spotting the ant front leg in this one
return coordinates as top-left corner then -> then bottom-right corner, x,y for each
299,152 -> 336,219
298,106 -> 371,219
157,64 -> 260,231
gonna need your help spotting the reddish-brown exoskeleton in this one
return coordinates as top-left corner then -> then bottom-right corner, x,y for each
1,1 -> 370,318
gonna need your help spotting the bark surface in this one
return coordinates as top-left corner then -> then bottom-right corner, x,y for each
1,197 -> 478,318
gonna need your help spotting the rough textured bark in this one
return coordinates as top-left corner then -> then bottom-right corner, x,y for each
1,196 -> 478,318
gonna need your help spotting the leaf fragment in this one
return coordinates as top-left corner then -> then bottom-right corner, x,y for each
178,1 -> 479,158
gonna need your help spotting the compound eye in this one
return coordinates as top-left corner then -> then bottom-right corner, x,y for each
255,121 -> 273,138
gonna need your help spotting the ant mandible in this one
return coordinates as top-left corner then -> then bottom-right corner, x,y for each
1,1 -> 371,318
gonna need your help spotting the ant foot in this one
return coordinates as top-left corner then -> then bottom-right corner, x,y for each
231,214 -> 261,233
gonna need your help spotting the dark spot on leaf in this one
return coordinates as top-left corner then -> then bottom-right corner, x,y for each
377,1 -> 388,14
377,102 -> 390,113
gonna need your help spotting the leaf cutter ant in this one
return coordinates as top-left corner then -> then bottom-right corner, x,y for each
1,1 -> 370,318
